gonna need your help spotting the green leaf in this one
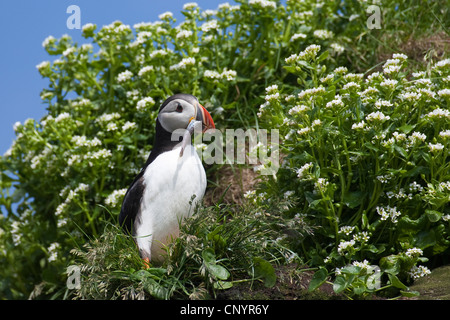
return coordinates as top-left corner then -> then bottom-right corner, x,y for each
425,210 -> 442,223
414,230 -> 436,249
213,281 -> 234,290
202,248 -> 216,265
388,274 -> 407,290
398,124 -> 415,134
207,264 -> 231,281
333,275 -> 355,294
343,191 -> 364,208
252,257 -> 276,288
308,268 -> 328,292
202,248 -> 230,281
317,50 -> 329,63
400,290 -> 420,298
380,255 -> 401,275
141,277 -> 169,300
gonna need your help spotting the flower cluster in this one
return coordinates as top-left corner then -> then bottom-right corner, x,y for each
259,45 -> 450,296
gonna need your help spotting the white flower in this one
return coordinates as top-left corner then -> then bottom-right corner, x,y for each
82,23 -> 96,33
158,11 -> 173,20
150,48 -> 173,59
376,205 -> 401,223
380,79 -> 398,89
297,127 -> 311,136
97,113 -> 121,124
320,74 -> 335,84
42,35 -> 56,48
438,89 -> 450,98
289,104 -> 309,115
296,162 -> 313,179
429,143 -> 444,153
138,65 -> 154,77
405,248 -> 423,258
249,0 -> 277,9
352,260 -> 370,270
201,20 -> 219,33
366,111 -> 390,122
383,64 -> 401,75
334,66 -> 348,75
117,70 -> 133,82
204,68 -> 236,82
315,178 -> 329,193
339,226 -> 355,236
183,2 -> 198,10
313,29 -> 334,39
374,99 -> 393,109
55,112 -> 70,123
170,57 -> 196,70
400,91 -> 422,101
244,190 -> 256,199
433,58 -> 450,71
439,130 -> 450,139
122,121 -> 137,131
352,120 -> 366,130
105,188 -> 128,207
392,53 -> 408,61
57,217 -> 68,228
47,242 -> 60,262
204,70 -> 221,80
265,84 -> 278,93
36,61 -> 50,71
71,135 -> 102,148
176,29 -> 193,39
298,86 -> 325,99
353,231 -> 370,243
312,119 -> 322,127
221,68 -> 237,81
265,92 -> 279,102
218,2 -> 231,10
286,45 -> 321,64
343,82 -> 361,91
337,240 -> 355,255
427,108 -> 450,119
409,265 -> 431,280
136,97 -> 155,111
90,149 -> 112,160
330,43 -> 344,54
63,47 -> 76,57
290,33 -> 307,41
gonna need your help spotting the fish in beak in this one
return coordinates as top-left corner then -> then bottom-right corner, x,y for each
180,103 -> 215,157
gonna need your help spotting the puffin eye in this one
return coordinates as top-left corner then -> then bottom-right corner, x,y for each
176,104 -> 183,113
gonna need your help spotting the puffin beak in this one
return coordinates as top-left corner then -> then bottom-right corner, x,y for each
196,104 -> 215,132
180,104 -> 215,157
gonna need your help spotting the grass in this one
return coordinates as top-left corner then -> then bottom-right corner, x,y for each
71,195 -> 301,300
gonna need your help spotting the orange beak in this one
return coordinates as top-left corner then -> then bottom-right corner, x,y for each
196,104 -> 215,132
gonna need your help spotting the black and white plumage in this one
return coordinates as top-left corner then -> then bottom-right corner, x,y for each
119,93 -> 215,263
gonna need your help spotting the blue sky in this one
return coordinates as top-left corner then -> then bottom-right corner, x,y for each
0,0 -> 232,155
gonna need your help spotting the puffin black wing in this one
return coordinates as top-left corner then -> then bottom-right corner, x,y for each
119,171 -> 145,235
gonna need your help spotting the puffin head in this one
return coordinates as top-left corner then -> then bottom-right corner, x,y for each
157,94 -> 215,134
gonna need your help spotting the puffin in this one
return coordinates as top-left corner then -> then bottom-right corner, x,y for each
119,93 -> 215,264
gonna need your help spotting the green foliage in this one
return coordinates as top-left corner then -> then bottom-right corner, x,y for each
0,0 -> 448,299
258,45 -> 449,297
72,204 -> 293,299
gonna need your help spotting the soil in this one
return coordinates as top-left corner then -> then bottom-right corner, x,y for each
407,265 -> 450,300
217,264 -> 342,300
